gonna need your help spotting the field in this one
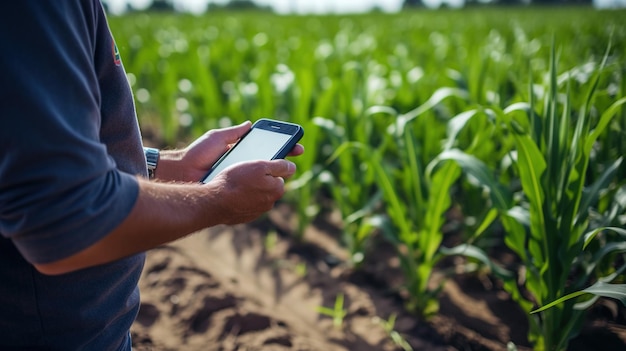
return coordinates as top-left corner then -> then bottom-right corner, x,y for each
108,7 -> 626,351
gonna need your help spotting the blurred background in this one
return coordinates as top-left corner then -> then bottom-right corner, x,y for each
107,0 -> 626,350
103,0 -> 626,15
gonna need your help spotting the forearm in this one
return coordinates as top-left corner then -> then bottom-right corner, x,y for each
33,157 -> 292,275
33,143 -> 296,275
34,177 -> 223,275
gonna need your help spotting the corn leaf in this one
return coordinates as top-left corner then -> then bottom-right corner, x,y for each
368,149 -> 412,239
576,265 -> 626,311
510,131 -> 547,243
440,244 -> 514,280
421,162 -> 460,261
585,97 -> 626,155
531,281 -> 626,314
434,149 -> 513,210
444,109 -> 481,150
583,226 -> 626,249
392,87 -> 468,136
576,157 -> 623,226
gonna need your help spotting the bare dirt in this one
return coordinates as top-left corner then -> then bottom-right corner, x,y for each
131,203 -> 626,351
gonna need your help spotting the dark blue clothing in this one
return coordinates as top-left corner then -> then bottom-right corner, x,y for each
0,1 -> 146,350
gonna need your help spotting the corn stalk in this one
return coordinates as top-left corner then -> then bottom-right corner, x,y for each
487,43 -> 626,350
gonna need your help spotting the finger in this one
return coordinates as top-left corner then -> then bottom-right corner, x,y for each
287,144 -> 304,157
265,174 -> 286,201
266,159 -> 296,178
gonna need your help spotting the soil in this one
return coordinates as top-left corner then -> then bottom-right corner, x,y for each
130,202 -> 626,351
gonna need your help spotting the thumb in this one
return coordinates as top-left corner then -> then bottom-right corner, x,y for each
221,120 -> 252,145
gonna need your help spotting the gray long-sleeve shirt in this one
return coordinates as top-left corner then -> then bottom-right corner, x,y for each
0,1 -> 146,349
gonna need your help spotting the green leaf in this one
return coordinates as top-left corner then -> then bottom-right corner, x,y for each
421,162 -> 460,261
444,109 -> 481,150
368,151 -> 412,238
503,102 -> 531,115
583,226 -> 626,249
365,105 -> 399,117
531,281 -> 626,314
404,128 -> 426,214
392,87 -> 468,136
325,141 -> 366,166
576,265 -> 626,310
440,244 -> 513,280
590,242 -> 626,268
434,149 -> 513,210
510,131 -> 547,242
471,208 -> 499,241
585,97 -> 626,154
506,206 -> 531,227
576,158 -> 623,226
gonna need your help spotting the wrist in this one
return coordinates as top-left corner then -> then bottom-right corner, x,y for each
151,149 -> 191,182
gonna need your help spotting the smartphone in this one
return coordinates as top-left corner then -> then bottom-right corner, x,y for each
200,118 -> 304,183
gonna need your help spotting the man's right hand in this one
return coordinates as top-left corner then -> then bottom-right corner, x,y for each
208,159 -> 296,224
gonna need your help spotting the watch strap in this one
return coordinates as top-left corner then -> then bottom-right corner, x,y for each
143,147 -> 159,179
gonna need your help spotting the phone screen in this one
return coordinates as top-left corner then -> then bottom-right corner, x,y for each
202,127 -> 293,183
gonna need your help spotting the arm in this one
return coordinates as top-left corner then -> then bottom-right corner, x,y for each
35,157 -> 297,275
34,121 -> 303,275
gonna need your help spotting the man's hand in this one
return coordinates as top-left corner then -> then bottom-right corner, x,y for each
208,159 -> 296,224
155,121 -> 304,182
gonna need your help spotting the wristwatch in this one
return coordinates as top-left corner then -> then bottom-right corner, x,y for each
143,147 -> 160,179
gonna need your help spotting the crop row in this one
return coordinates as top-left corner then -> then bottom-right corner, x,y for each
109,8 -> 626,350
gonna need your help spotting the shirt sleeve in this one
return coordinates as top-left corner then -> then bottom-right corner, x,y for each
0,1 -> 140,264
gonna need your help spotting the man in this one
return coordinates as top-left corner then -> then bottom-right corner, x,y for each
0,1 -> 303,350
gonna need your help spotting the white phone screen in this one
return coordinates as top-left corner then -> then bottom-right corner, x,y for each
203,128 -> 292,183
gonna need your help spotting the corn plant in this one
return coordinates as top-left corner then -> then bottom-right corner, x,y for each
452,44 -> 626,350
331,87 -> 480,318
311,59 -> 402,265
317,114 -> 386,266
373,314 -> 413,351
316,293 -> 347,329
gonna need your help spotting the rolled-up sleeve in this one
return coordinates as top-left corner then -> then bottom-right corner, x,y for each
0,1 -> 140,264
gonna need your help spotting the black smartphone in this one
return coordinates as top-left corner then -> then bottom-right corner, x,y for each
200,118 -> 304,183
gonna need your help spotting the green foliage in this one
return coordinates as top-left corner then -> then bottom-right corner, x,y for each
463,44 -> 626,350
316,293 -> 347,329
373,314 -> 414,351
107,8 -> 626,350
